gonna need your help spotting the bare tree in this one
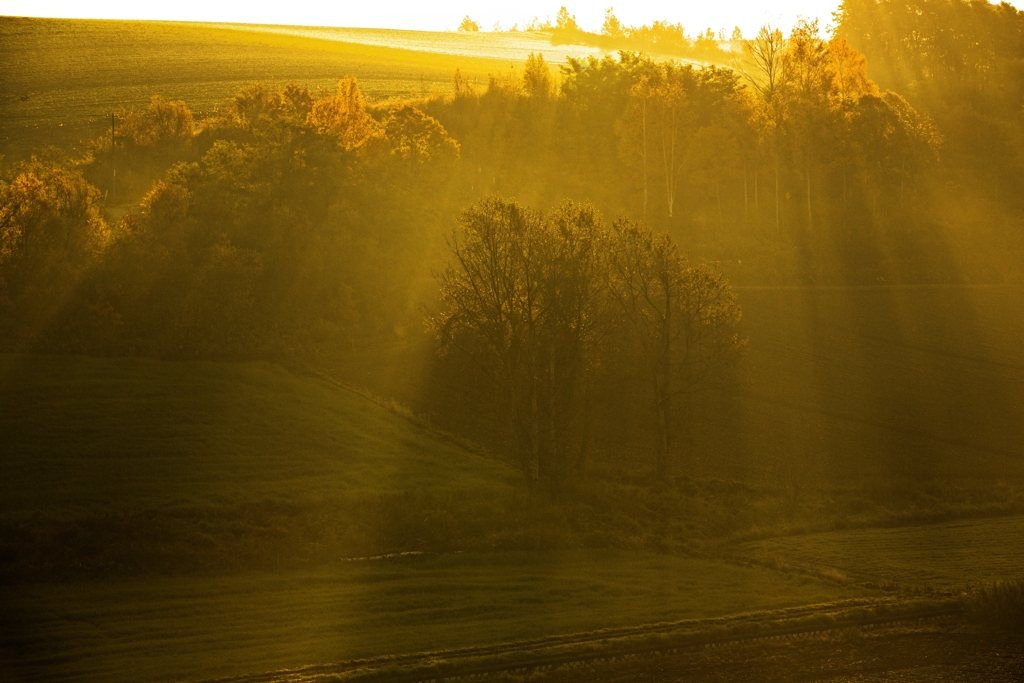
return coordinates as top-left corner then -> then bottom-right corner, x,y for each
742,25 -> 788,233
741,25 -> 787,105
431,197 -> 547,481
430,197 -> 608,485
606,218 -> 743,478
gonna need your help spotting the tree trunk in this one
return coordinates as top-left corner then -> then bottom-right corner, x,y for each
507,379 -> 535,486
716,181 -> 723,228
529,385 -> 540,482
743,163 -> 748,223
806,166 -> 812,230
774,160 -> 780,235
657,278 -> 673,479
657,379 -> 672,479
662,108 -> 676,218
642,105 -> 649,219
575,384 -> 592,475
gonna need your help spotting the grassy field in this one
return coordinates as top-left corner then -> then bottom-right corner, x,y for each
741,515 -> 1024,591
0,353 -> 518,515
0,354 -> 536,581
0,551 -> 870,683
0,17 -> 595,159
0,353 -> 877,682
1,352 -> 1022,681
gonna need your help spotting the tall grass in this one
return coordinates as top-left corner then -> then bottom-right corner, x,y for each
963,578 -> 1024,631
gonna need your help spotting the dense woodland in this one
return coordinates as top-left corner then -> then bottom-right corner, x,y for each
3,0 -> 1024,486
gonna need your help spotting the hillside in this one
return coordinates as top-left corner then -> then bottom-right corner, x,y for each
4,8 -> 1024,681
0,17 -> 605,159
0,354 -> 878,682
0,354 -> 531,581
0,354 -> 519,513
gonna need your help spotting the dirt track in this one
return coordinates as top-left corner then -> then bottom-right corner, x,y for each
520,625 -> 1024,682
189,601 -> 1024,683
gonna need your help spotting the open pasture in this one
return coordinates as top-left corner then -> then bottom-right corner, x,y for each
0,551 -> 871,683
215,23 -> 605,62
742,515 -> 1024,590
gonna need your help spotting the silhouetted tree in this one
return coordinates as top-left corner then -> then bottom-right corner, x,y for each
606,218 -> 743,477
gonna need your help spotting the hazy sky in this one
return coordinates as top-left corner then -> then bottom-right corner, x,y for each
0,1 -> 851,37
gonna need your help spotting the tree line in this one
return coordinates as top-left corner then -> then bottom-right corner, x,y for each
3,4 -> 1022,478
1,80 -> 459,357
834,0 -> 1024,205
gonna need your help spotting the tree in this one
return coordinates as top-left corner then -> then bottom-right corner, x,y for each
0,163 -> 110,343
523,53 -> 554,99
617,74 -> 657,217
555,7 -> 579,32
602,7 -> 624,37
379,105 -> 460,165
825,37 -> 878,205
431,197 -> 549,481
691,121 -> 740,226
117,95 -> 195,147
606,219 -> 743,477
458,16 -> 480,32
0,164 -> 108,271
540,201 -> 608,479
430,197 -> 609,485
828,36 -> 877,107
307,78 -> 379,151
783,19 -> 835,229
742,24 -> 788,233
651,67 -> 693,219
849,91 -> 939,213
741,25 -> 787,105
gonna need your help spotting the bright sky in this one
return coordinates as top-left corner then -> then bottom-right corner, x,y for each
0,1 -> 849,37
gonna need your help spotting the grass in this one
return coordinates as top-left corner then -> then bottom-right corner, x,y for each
740,515 -> 1024,591
0,17 -> 595,159
963,578 -> 1024,631
0,353 -> 518,515
0,551 -> 873,683
1,351 -> 1020,681
0,353 -> 536,581
0,352 -> 871,682
4,350 -> 1023,584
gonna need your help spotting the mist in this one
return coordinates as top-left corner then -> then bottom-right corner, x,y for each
2,4 -> 1023,681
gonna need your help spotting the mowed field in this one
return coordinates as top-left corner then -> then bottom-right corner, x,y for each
0,354 -> 873,683
742,515 -> 1024,591
0,17 -> 600,158
0,553 -> 871,683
